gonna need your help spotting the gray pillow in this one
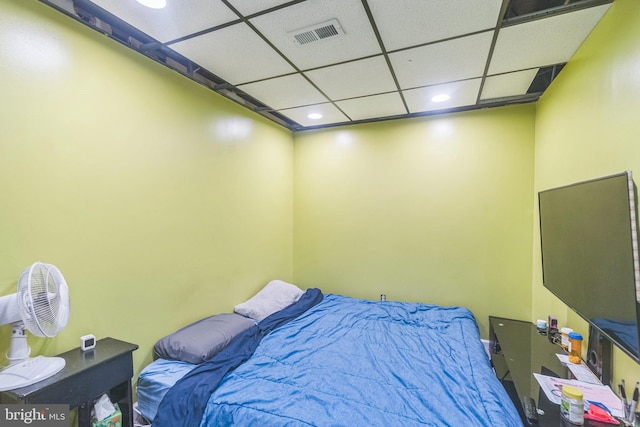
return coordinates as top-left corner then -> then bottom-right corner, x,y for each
153,313 -> 255,364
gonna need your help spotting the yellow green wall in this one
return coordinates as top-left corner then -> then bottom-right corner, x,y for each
2,0 -> 640,400
533,0 -> 640,385
293,106 -> 535,336
0,0 -> 294,377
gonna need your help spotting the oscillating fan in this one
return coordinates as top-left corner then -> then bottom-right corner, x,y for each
0,262 -> 70,391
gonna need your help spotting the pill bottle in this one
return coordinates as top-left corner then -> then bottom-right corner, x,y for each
568,332 -> 583,364
560,327 -> 573,351
560,385 -> 584,425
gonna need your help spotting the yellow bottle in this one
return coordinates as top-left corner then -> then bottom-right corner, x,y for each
568,332 -> 583,364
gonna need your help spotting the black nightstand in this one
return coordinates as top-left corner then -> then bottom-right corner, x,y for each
489,317 -> 622,427
0,337 -> 138,427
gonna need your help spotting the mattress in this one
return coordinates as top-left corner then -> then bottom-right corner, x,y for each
142,293 -> 522,426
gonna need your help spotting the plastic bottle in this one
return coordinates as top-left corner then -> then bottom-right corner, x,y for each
536,319 -> 547,334
568,332 -> 583,364
560,385 -> 584,425
561,327 -> 573,351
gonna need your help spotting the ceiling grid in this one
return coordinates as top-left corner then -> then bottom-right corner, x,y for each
39,0 -> 613,130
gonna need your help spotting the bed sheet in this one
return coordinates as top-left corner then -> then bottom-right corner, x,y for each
137,358 -> 195,422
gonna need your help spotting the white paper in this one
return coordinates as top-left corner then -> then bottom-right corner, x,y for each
555,354 -> 601,384
533,373 -> 624,418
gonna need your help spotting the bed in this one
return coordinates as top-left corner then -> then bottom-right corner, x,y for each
138,283 -> 522,427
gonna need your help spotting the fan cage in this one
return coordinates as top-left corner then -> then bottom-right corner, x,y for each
17,262 -> 69,337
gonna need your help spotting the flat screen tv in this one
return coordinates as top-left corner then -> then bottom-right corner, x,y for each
539,171 -> 640,363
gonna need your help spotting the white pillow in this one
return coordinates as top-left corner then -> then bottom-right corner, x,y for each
234,280 -> 304,322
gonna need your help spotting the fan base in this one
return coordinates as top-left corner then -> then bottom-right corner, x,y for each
0,356 -> 65,391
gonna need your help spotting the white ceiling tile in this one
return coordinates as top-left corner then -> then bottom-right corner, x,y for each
238,74 -> 327,109
305,56 -> 396,100
481,69 -> 539,100
169,23 -> 295,85
403,79 -> 482,114
75,0 -> 612,129
488,4 -> 612,75
368,0 -> 503,51
249,0 -> 381,70
390,32 -> 494,89
225,0 -> 292,16
336,92 -> 406,121
89,0 -> 238,43
278,103 -> 350,127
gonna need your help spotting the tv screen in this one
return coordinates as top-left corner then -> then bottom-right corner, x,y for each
538,171 -> 640,362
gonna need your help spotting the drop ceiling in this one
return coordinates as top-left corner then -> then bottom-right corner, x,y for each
41,0 -> 612,130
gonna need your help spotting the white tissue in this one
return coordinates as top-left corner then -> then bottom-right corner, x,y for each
92,393 -> 116,422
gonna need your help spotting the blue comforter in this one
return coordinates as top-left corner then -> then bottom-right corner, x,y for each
155,294 -> 522,426
154,288 -> 324,427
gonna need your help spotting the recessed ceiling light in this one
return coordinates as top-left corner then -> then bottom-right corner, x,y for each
136,0 -> 167,9
431,94 -> 450,103
308,113 -> 323,120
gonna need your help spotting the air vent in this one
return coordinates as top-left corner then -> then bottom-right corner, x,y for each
289,19 -> 344,46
